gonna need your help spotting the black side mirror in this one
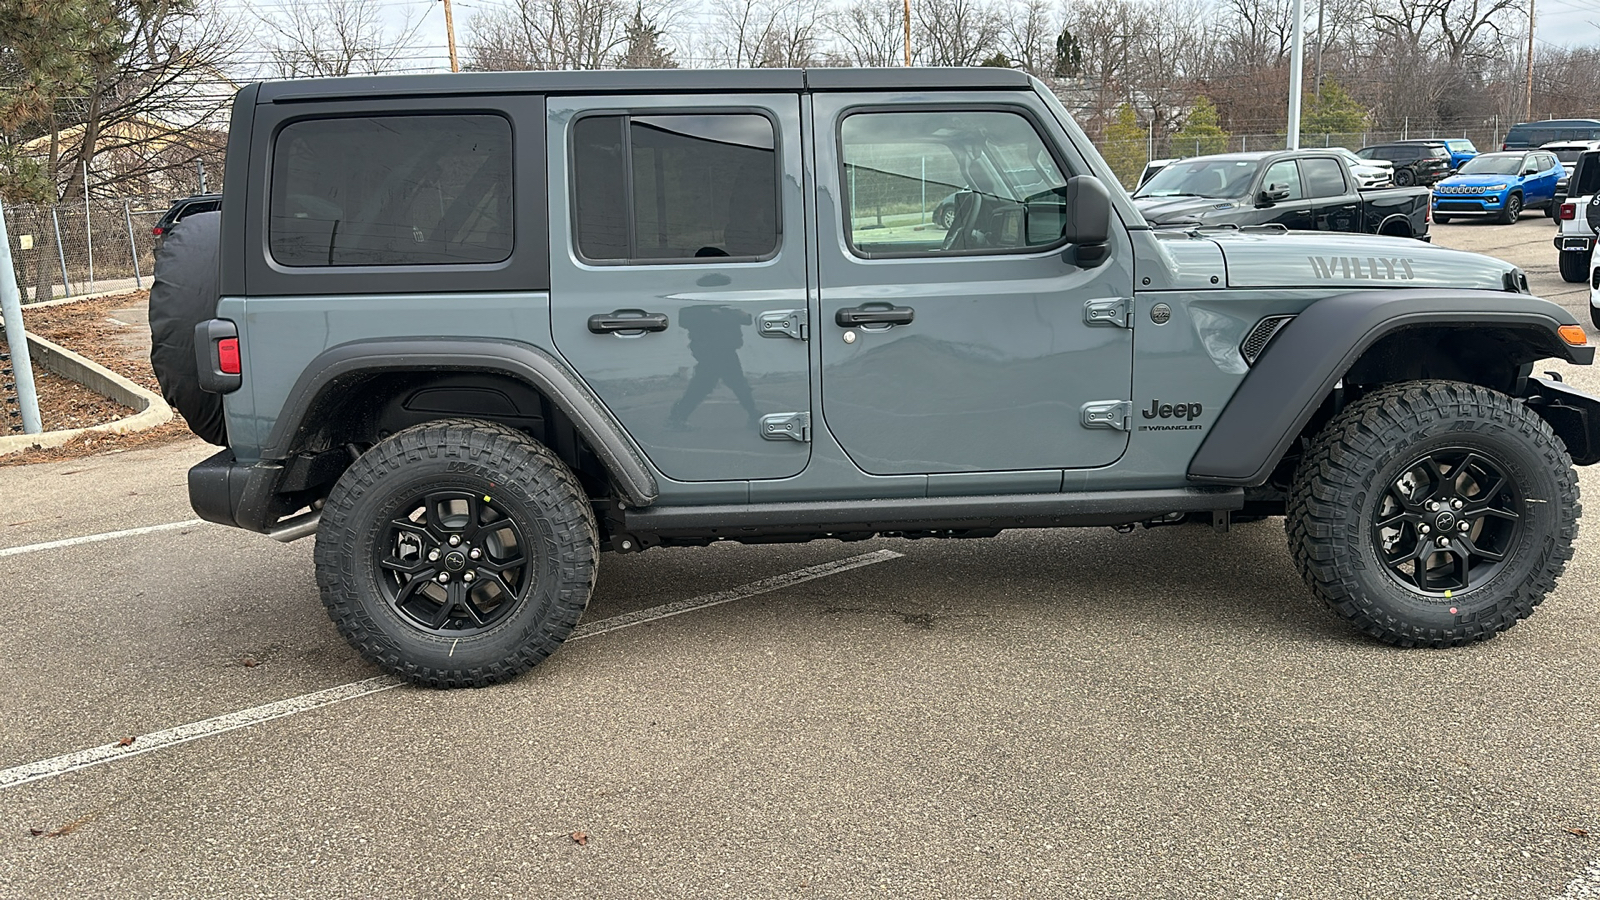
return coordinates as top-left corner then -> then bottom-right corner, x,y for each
1260,183 -> 1291,204
1025,175 -> 1111,266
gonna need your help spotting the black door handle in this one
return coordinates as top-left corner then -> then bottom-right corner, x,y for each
835,305 -> 915,327
588,310 -> 669,334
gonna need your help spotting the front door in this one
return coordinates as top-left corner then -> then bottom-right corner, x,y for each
811,94 -> 1135,475
547,95 -> 811,482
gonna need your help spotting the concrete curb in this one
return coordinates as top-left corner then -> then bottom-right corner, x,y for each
21,285 -> 146,310
0,330 -> 172,456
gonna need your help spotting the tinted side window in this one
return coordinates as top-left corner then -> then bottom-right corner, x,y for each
572,113 -> 778,263
1302,158 -> 1347,197
270,115 -> 512,267
838,110 -> 1071,257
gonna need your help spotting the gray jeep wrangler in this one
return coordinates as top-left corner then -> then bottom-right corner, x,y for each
149,68 -> 1600,688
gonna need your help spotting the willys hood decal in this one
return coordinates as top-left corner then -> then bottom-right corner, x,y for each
1203,231 -> 1517,291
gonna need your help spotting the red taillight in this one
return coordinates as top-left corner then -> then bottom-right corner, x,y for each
217,337 -> 240,375
151,226 -> 163,236
1561,202 -> 1577,220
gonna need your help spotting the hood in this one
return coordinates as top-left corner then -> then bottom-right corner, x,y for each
1203,231 -> 1520,292
1438,172 -> 1520,187
1132,194 -> 1245,224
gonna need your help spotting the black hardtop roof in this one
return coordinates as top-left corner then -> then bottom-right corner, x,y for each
254,67 -> 1034,103
1509,118 -> 1600,127
1172,149 -> 1344,163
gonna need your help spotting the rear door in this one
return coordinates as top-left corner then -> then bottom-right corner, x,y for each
810,92 -> 1135,475
547,94 -> 812,482
1303,156 -> 1358,232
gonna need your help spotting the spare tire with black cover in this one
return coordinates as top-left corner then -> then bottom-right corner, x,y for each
149,210 -> 225,445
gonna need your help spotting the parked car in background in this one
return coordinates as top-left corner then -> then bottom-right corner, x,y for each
1390,137 -> 1478,169
1503,118 -> 1600,150
1431,149 -> 1564,224
1555,149 -> 1600,282
1327,146 -> 1393,188
1355,142 -> 1452,185
151,193 -> 222,253
1131,149 -> 1430,238
1137,158 -> 1176,189
1542,139 -> 1600,211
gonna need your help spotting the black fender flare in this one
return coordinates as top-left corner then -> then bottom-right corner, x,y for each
1187,289 -> 1593,486
262,337 -> 659,507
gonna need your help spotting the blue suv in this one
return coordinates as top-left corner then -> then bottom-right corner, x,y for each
1432,150 -> 1564,224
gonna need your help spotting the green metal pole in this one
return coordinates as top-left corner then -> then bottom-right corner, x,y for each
0,196 -> 43,433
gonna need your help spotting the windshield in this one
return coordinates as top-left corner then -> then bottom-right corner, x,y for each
1458,155 -> 1524,175
1134,158 -> 1260,199
1552,148 -> 1587,164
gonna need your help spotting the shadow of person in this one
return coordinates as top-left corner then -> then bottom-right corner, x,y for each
667,303 -> 759,430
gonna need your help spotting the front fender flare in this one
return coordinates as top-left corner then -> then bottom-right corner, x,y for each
1187,289 -> 1592,486
262,337 -> 659,507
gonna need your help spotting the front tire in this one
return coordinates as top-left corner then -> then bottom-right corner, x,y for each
1560,249 -> 1591,283
1287,381 -> 1578,648
1394,168 -> 1415,187
1432,213 -> 1450,224
315,419 -> 598,687
1496,192 -> 1522,224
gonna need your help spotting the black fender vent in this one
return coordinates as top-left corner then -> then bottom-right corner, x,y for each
1241,315 -> 1296,366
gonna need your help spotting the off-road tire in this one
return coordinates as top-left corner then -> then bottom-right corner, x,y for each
1496,192 -> 1522,224
1559,249 -> 1591,283
1287,380 -> 1578,648
314,419 -> 598,687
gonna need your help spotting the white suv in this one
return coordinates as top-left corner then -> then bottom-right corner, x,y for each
1556,148 -> 1600,284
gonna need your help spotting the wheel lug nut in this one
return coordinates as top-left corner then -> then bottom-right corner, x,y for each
428,549 -> 440,561
1452,499 -> 1463,510
1438,536 -> 1450,546
437,572 -> 449,583
463,572 -> 475,583
469,549 -> 481,560
448,535 -> 461,547
1459,522 -> 1469,532
1428,501 -> 1439,511
1420,524 -> 1430,534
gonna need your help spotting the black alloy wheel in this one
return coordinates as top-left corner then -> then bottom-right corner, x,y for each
1497,192 -> 1522,224
1394,168 -> 1415,186
1370,448 -> 1522,596
378,490 -> 531,636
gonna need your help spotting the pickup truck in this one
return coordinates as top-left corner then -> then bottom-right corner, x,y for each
151,68 -> 1598,687
1555,148 -> 1600,286
1132,149 -> 1431,239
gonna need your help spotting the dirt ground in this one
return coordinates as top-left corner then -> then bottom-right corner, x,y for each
1,291 -> 193,465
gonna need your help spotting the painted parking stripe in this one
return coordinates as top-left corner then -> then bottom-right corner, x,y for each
0,548 -> 904,790
0,519 -> 207,558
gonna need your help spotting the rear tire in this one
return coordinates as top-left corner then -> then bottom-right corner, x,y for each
1287,381 -> 1578,648
314,419 -> 598,688
1560,249 -> 1592,283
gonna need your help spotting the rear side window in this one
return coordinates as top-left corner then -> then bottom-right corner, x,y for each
571,113 -> 779,263
1301,158 -> 1347,197
1428,146 -> 1450,159
270,114 -> 513,267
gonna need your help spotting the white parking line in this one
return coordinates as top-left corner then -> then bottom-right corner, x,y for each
0,548 -> 904,790
1556,859 -> 1600,899
0,519 -> 206,558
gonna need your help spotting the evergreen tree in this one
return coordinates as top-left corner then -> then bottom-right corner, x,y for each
1301,81 -> 1368,140
1101,105 -> 1147,189
1171,96 -> 1230,157
617,3 -> 677,69
1053,29 -> 1083,78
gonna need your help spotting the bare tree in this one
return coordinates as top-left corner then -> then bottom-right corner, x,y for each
469,0 -> 685,70
914,0 -> 1002,66
828,0 -> 904,67
251,0 -> 426,78
999,0 -> 1054,76
703,0 -> 826,68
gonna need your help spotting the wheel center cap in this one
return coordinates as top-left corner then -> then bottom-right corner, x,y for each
444,551 -> 467,571
1435,510 -> 1456,530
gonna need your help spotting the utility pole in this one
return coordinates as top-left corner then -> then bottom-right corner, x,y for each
903,0 -> 912,67
442,0 -> 461,73
1524,0 -> 1535,121
1313,0 -> 1324,99
1286,0 -> 1305,149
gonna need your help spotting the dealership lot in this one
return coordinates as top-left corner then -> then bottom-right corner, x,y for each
2,217 -> 1597,899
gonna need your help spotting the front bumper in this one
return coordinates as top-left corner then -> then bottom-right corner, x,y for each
1523,375 -> 1600,466
1432,191 -> 1512,216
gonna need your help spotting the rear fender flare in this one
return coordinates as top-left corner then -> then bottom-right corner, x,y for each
262,338 -> 659,507
1188,289 -> 1592,486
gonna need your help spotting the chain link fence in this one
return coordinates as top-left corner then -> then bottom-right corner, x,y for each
3,198 -> 169,303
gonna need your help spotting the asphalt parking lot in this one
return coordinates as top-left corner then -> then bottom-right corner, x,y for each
2,215 -> 1598,899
